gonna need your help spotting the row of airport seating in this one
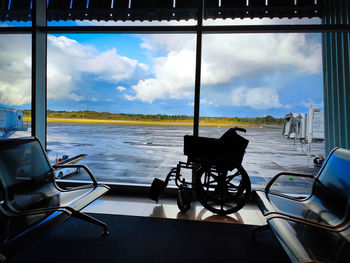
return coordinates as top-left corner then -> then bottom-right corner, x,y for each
0,138 -> 110,262
1,137 -> 349,262
253,147 -> 350,262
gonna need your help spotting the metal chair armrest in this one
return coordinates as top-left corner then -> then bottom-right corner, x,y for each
53,164 -> 98,186
267,214 -> 350,232
265,172 -> 314,192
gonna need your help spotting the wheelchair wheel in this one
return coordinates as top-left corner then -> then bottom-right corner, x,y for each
194,161 -> 251,215
177,185 -> 192,213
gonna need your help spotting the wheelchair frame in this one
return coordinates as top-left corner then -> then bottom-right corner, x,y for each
149,127 -> 251,215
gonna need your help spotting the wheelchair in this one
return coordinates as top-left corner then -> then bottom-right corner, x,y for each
149,127 -> 251,215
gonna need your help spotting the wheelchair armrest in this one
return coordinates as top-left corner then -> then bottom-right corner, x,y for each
265,172 -> 314,193
53,164 -> 98,186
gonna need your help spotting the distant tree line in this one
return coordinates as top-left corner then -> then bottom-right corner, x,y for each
22,110 -> 283,125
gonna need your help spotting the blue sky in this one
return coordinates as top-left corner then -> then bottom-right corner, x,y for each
0,19 -> 324,118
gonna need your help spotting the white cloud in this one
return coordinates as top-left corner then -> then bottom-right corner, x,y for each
47,35 -> 144,101
128,28 -> 322,110
140,34 -> 195,53
201,99 -> 214,105
0,35 -> 31,106
76,48 -> 138,82
124,94 -> 135,101
46,65 -> 84,101
0,23 -> 323,112
138,63 -> 149,71
126,49 -> 196,103
117,86 -> 126,92
0,79 -> 31,106
0,35 -> 148,106
230,87 -> 282,110
74,17 -> 322,110
185,100 -> 215,107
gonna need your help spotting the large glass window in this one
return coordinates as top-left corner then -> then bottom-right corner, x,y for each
200,33 -> 324,192
0,1 -> 330,192
46,33 -> 196,185
0,34 -> 31,140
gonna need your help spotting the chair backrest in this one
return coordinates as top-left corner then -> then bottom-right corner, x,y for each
313,148 -> 350,221
0,138 -> 55,212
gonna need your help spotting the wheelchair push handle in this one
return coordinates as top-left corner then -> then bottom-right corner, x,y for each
232,127 -> 246,133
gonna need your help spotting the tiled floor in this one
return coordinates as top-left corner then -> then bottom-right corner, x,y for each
82,195 -> 266,226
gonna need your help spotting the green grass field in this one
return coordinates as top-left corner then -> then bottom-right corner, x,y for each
24,117 -> 265,128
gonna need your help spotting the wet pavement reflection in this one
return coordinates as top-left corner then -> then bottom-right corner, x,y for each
43,123 -> 324,192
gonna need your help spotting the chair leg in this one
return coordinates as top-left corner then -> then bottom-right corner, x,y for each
252,224 -> 270,240
72,211 -> 109,236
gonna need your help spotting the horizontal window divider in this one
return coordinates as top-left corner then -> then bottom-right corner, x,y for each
0,27 -> 32,34
1,24 -> 348,35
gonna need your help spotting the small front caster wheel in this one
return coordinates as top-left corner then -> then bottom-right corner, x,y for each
177,185 -> 192,213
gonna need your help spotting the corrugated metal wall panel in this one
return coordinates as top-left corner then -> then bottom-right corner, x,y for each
322,0 -> 350,155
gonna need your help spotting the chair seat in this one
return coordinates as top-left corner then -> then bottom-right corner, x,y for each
0,137 -> 110,261
1,185 -> 109,244
268,217 -> 350,263
253,190 -> 344,228
253,148 -> 350,263
10,185 -> 109,212
59,185 -> 109,211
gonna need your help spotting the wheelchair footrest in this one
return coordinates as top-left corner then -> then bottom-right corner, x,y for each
149,178 -> 167,202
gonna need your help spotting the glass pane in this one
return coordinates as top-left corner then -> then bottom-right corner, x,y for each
200,33 -> 324,193
46,33 -> 196,185
0,34 -> 31,139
